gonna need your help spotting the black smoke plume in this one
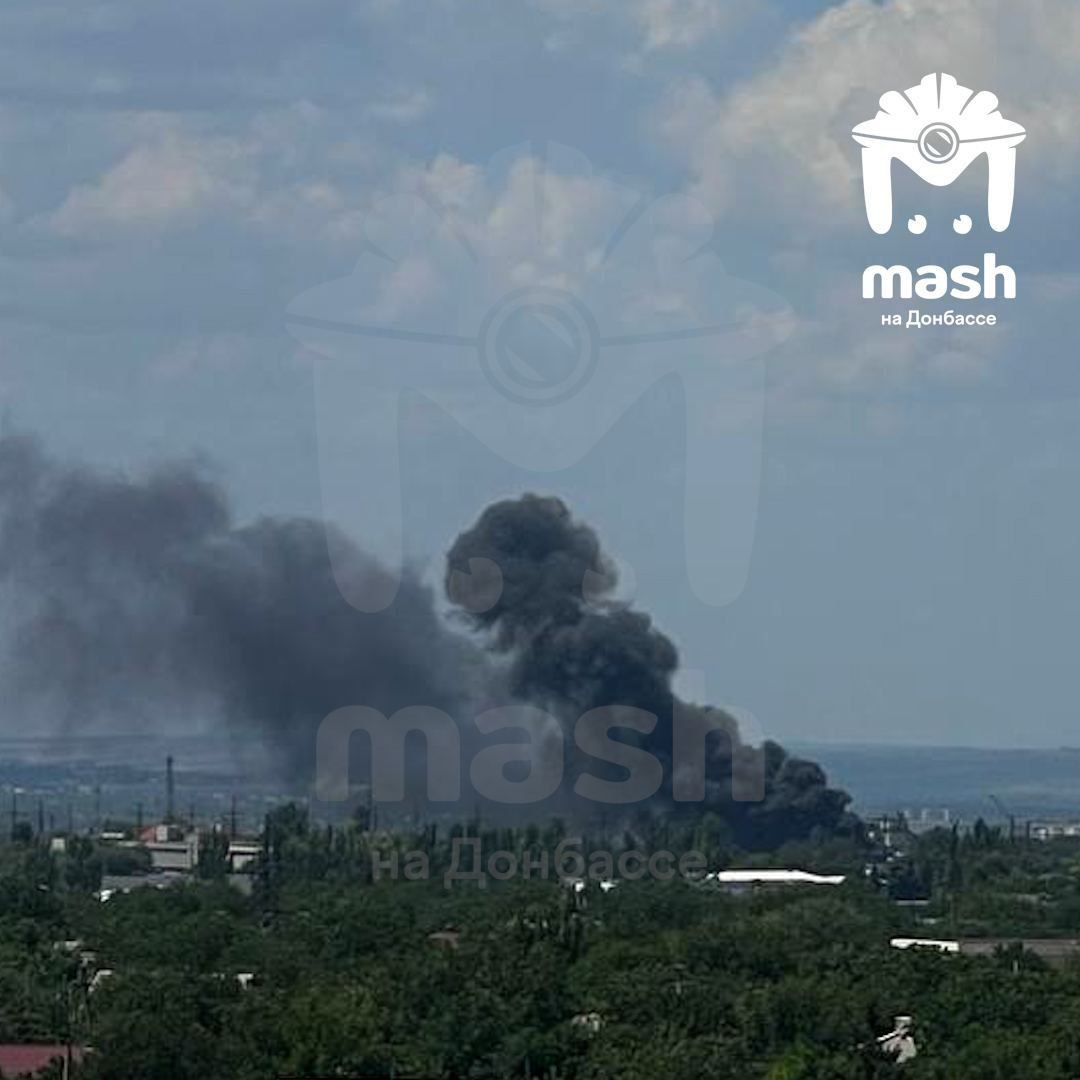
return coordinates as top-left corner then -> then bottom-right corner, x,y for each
0,430 -> 852,846
0,429 -> 479,776
446,494 -> 854,847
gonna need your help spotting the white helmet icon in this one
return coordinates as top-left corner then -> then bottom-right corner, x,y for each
852,73 -> 1026,234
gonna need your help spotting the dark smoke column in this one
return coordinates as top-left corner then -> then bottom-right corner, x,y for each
446,494 -> 855,847
0,429 -> 479,788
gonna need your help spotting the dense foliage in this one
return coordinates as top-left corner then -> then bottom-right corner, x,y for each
2,811 -> 1080,1077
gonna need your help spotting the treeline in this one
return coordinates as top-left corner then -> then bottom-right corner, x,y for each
251,803 -> 862,898
4,810 -> 1080,1076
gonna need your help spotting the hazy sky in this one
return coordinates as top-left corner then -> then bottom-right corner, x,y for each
2,0 -> 1079,748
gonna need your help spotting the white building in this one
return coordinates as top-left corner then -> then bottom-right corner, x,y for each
703,869 -> 846,893
144,833 -> 200,872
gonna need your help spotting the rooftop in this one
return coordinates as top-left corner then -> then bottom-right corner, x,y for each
706,869 -> 847,886
0,1044 -> 83,1077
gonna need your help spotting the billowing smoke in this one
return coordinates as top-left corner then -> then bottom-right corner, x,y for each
446,494 -> 855,846
0,429 -> 480,775
0,430 -> 853,846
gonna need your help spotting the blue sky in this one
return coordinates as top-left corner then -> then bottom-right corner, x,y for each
2,0 -> 1079,747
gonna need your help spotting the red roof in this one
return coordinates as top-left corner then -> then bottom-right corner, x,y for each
0,1045 -> 82,1077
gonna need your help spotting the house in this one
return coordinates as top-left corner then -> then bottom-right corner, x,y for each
570,1012 -> 603,1035
144,836 -> 199,873
0,1044 -> 84,1077
128,824 -> 200,872
227,840 -> 261,872
1030,821 -> 1080,841
876,1016 -> 917,1063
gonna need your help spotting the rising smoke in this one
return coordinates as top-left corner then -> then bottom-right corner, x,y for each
0,431 -> 852,845
0,429 -> 479,773
447,494 -> 854,847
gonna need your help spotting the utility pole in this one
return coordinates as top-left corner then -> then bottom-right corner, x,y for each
230,795 -> 238,840
9,789 -> 17,840
165,756 -> 175,826
37,798 -> 44,836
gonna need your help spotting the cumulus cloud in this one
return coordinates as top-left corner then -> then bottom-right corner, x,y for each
47,132 -> 256,235
656,0 -> 1080,224
642,0 -> 1080,409
320,142 -> 770,348
361,146 -> 643,320
0,99 -> 391,332
5,0 -> 1075,417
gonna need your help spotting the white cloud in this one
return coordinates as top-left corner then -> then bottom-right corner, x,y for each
634,0 -> 738,51
643,0 -> 1080,408
36,102 -> 388,255
47,131 -> 255,235
378,147 -> 641,300
656,0 -> 1080,223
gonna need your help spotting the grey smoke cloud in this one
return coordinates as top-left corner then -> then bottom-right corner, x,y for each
0,428 -> 478,773
446,494 -> 855,845
0,431 -> 852,846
